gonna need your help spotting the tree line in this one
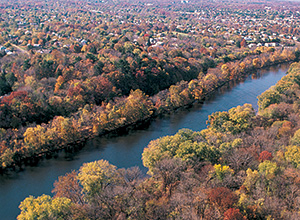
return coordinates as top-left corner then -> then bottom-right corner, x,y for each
0,47 -> 299,172
18,61 -> 300,219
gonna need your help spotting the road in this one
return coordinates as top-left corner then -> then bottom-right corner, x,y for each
11,44 -> 30,56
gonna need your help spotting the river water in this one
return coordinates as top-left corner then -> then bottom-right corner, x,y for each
0,64 -> 290,219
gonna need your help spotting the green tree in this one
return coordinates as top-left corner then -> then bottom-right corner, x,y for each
18,195 -> 73,220
5,72 -> 17,87
285,145 -> 300,168
35,59 -> 58,80
142,129 -> 219,174
94,61 -> 104,76
290,129 -> 300,146
258,88 -> 281,111
77,160 -> 119,199
24,125 -> 48,152
86,53 -> 98,63
207,104 -> 255,134
175,140 -> 219,163
243,168 -> 259,192
210,164 -> 234,181
122,89 -> 153,123
23,59 -> 31,71
0,148 -> 14,169
51,116 -> 80,144
258,160 -> 279,180
0,72 -> 11,95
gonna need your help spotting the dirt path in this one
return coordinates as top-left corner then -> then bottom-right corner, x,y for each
11,44 -> 30,56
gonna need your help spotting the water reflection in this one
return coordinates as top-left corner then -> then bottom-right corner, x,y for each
0,63 -> 290,219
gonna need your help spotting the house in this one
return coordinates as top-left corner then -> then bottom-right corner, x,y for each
248,43 -> 257,48
80,39 -> 88,45
265,42 -> 278,47
149,38 -> 156,44
5,49 -> 12,55
244,37 -> 252,41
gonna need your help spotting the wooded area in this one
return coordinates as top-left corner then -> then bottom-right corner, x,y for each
1,0 -> 300,219
1,0 -> 300,172
18,61 -> 300,219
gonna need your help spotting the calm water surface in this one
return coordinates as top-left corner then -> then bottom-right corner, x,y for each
0,64 -> 290,219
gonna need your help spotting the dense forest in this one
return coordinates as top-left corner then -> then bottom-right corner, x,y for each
18,61 -> 300,219
1,0 -> 300,171
1,47 -> 299,172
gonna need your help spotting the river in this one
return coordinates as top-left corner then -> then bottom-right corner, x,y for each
0,63 -> 290,219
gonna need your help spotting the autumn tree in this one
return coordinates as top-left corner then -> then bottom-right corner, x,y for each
18,195 -> 73,220
52,170 -> 84,204
77,160 -> 119,201
259,151 -> 273,162
207,104 -> 255,134
223,208 -> 246,220
258,87 -> 281,111
142,129 -> 219,174
207,187 -> 238,212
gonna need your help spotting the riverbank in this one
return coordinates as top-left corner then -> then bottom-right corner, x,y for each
0,61 -> 291,220
0,48 -> 298,173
